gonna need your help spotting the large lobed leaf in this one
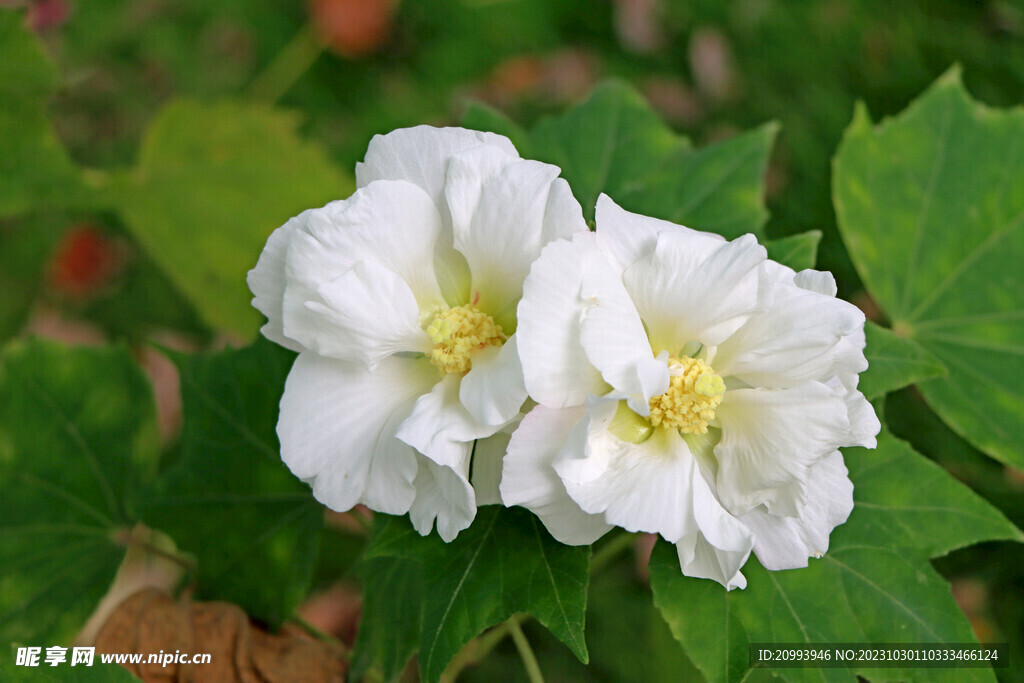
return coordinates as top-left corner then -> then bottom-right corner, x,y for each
466,81 -> 776,239
0,338 -> 320,647
860,322 -> 946,400
112,100 -> 351,339
0,341 -> 159,645
650,431 -> 1021,683
144,339 -> 321,628
834,69 -> 1024,468
358,507 -> 590,682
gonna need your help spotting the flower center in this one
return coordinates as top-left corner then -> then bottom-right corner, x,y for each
425,304 -> 505,374
647,356 -> 725,435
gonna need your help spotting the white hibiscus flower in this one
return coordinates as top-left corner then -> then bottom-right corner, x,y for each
247,126 -> 587,541
502,194 -> 879,588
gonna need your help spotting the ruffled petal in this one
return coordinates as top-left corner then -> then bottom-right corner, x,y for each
741,452 -> 854,570
594,193 -> 724,273
470,431 -> 512,507
450,157 -> 587,329
833,374 -> 880,448
410,452 -> 476,542
555,399 -> 741,546
714,383 -> 850,516
623,228 -> 766,352
459,335 -> 528,427
247,214 -> 307,352
578,245 -> 669,416
676,534 -> 750,591
713,272 -> 868,389
398,375 -> 489,541
278,353 -> 437,514
356,126 -> 519,207
517,234 -> 607,408
501,405 -> 613,545
301,259 -> 432,367
289,180 -> 445,310
396,373 -> 496,471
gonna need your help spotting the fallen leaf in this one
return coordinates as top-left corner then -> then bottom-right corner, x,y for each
96,589 -> 346,682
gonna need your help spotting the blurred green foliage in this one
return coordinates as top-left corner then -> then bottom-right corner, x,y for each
3,1 -> 1024,681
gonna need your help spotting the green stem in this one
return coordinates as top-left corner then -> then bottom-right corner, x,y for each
246,24 -> 324,104
508,616 -> 544,683
442,613 -> 525,681
589,530 -> 636,574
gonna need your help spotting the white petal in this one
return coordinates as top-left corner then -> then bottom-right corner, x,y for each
714,383 -> 850,516
396,373 -> 496,471
623,229 -> 766,352
713,276 -> 868,388
500,405 -> 613,545
834,374 -> 880,448
410,452 -> 476,542
578,248 -> 668,416
594,193 -> 724,273
794,268 -> 838,296
556,403 -> 738,545
299,259 -> 432,366
278,353 -> 437,514
676,534 -> 750,591
741,452 -> 853,570
452,158 -> 587,329
247,215 -> 306,352
356,126 -> 519,207
293,180 -> 445,309
471,431 -> 511,507
443,143 -> 520,240
459,335 -> 528,427
517,233 -> 607,408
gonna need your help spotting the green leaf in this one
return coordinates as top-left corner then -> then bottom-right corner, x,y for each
650,430 -> 1019,683
529,81 -> 690,220
363,507 -> 590,682
764,230 -> 822,271
649,542 -> 749,683
0,214 -> 63,343
0,340 -> 159,644
841,431 -> 1022,556
617,123 -> 779,239
462,102 -> 535,159
834,68 -> 1024,468
349,557 -> 422,682
1,651 -> 141,681
112,100 -> 352,338
465,82 -> 775,240
860,322 -> 947,399
0,13 -> 89,217
142,338 -> 321,628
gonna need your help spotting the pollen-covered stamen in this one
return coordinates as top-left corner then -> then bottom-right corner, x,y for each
648,356 -> 725,434
426,304 -> 505,374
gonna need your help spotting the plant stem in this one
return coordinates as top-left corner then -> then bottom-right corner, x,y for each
288,612 -> 348,653
246,23 -> 324,104
442,613 -> 525,681
508,616 -> 544,683
589,530 -> 636,574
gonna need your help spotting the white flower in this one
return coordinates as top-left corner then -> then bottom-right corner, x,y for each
247,126 -> 587,541
502,195 -> 879,588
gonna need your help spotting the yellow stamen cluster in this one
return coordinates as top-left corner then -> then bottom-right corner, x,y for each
426,305 -> 505,374
648,356 -> 725,434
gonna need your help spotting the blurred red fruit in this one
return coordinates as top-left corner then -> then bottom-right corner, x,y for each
48,225 -> 123,299
27,0 -> 70,31
308,0 -> 397,57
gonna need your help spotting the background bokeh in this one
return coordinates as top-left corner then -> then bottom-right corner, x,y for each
4,0 -> 1024,680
